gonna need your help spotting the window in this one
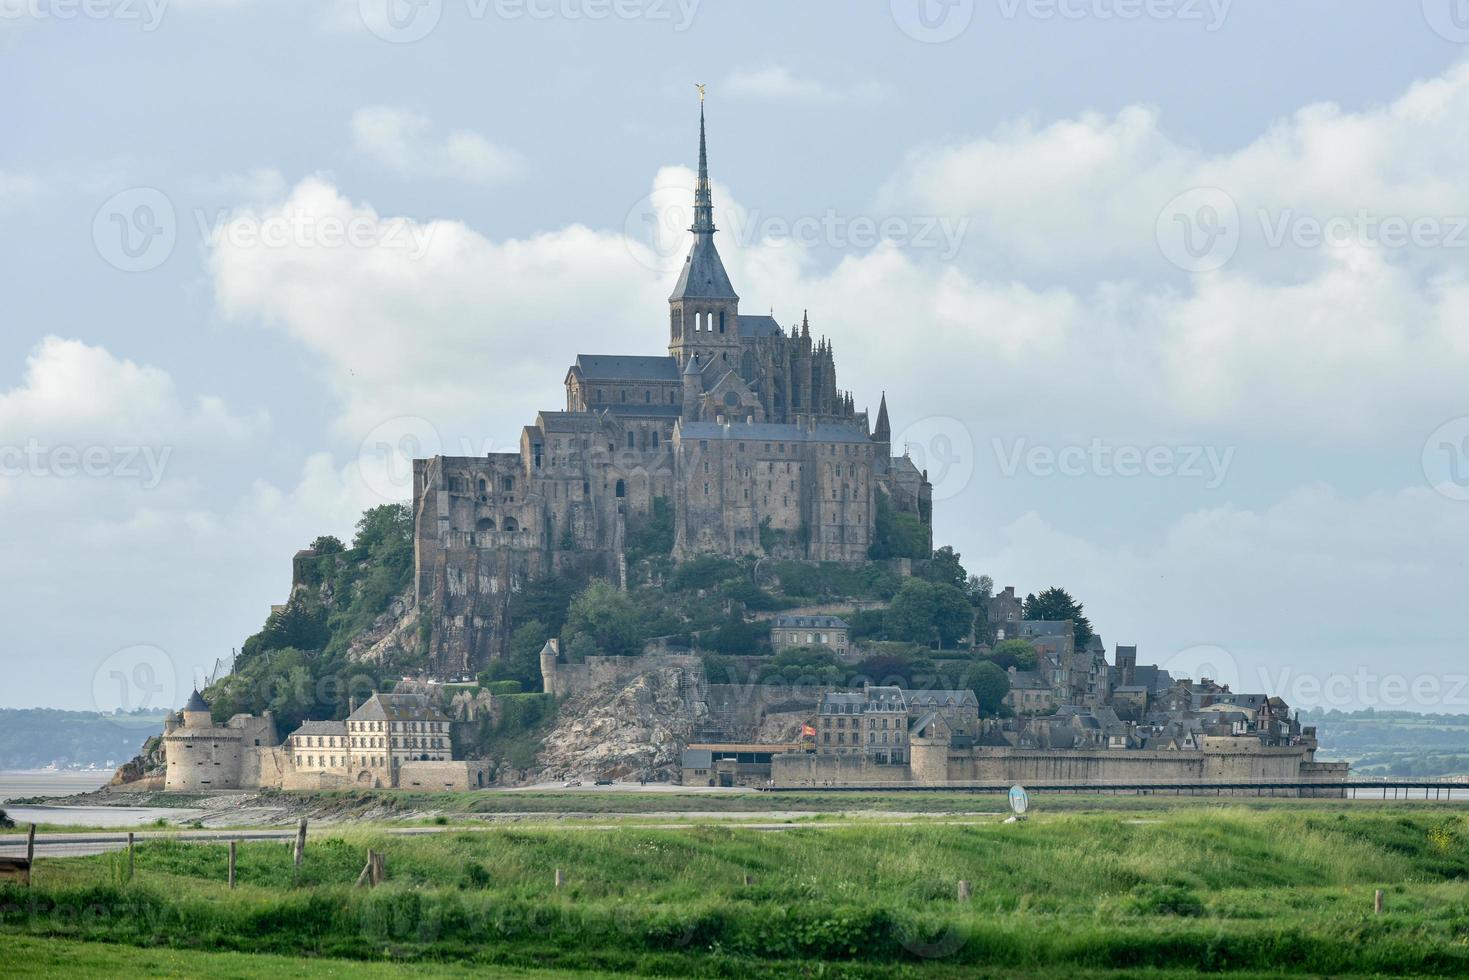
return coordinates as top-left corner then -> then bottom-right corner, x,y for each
627,431 -> 635,449
615,479 -> 626,498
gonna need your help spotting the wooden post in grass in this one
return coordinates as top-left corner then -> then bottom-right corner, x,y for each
293,818 -> 307,875
957,880 -> 972,903
1374,889 -> 1384,914
127,833 -> 135,882
554,868 -> 565,890
228,841 -> 237,889
743,874 -> 754,887
25,825 -> 35,885
355,850 -> 373,888
371,851 -> 386,887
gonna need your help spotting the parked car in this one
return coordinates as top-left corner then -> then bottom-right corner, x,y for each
562,779 -> 581,788
594,778 -> 614,786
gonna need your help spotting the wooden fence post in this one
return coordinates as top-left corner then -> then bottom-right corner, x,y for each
127,833 -> 135,882
1374,889 -> 1384,914
957,880 -> 972,903
228,841 -> 237,889
554,869 -> 565,889
293,818 -> 307,875
25,825 -> 35,887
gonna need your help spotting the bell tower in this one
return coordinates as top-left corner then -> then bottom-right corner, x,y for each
669,89 -> 740,371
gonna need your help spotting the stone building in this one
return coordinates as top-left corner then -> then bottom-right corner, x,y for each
412,100 -> 933,675
158,689 -> 482,793
815,685 -> 910,764
769,614 -> 849,655
162,690 -> 279,792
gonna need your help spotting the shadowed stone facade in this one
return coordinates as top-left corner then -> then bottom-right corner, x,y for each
413,102 -> 933,674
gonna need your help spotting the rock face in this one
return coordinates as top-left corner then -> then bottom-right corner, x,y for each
534,657 -> 709,782
347,594 -> 423,665
109,734 -> 164,787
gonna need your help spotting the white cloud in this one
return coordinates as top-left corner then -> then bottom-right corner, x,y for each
0,171 -> 39,208
210,176 -> 664,448
724,66 -> 888,104
986,485 -> 1469,711
351,107 -> 521,183
889,61 -> 1469,281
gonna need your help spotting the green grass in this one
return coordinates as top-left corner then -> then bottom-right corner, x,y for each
4,805 -> 1469,975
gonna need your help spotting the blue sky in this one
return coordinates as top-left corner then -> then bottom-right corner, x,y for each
3,0 -> 1468,713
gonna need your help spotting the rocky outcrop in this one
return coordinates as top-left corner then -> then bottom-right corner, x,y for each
109,733 -> 164,787
347,594 -> 423,665
534,657 -> 708,782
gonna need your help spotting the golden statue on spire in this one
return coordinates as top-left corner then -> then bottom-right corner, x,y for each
696,83 -> 706,103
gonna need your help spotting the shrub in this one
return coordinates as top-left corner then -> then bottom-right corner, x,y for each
1126,885 -> 1206,917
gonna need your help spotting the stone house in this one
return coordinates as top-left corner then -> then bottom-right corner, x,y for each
289,721 -> 349,773
1003,669 -> 1055,715
770,614 -> 849,655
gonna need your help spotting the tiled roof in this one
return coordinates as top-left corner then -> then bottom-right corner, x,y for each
348,693 -> 449,724
678,420 -> 873,445
737,314 -> 782,338
290,721 -> 348,738
773,615 -> 849,629
571,355 -> 680,382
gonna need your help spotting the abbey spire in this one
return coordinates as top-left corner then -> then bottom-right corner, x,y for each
669,88 -> 739,367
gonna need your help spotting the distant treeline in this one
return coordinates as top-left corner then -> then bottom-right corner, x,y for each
0,708 -> 163,770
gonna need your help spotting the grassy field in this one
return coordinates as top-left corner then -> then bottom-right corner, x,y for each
3,803 -> 1469,976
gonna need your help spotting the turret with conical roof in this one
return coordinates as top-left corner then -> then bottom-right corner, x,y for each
181,689 -> 212,730
873,392 -> 891,447
669,90 -> 740,371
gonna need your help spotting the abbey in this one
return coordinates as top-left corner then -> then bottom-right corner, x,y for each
413,102 -> 932,674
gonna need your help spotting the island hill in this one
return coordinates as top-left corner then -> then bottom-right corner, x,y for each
114,103 -> 1344,795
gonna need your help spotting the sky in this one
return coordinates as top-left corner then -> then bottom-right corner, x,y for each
2,0 -> 1467,714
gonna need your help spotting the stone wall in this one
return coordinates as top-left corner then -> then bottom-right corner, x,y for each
774,739 -> 1328,791
397,760 -> 492,791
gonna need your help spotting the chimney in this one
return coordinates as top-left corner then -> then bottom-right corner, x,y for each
349,696 -> 358,714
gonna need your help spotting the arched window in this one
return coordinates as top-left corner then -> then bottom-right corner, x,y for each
741,351 -> 757,380
615,479 -> 626,498
476,518 -> 495,533
627,431 -> 635,449
502,476 -> 514,492
502,517 -> 519,532
718,310 -> 726,333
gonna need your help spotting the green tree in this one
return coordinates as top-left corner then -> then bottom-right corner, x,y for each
509,573 -> 580,635
963,660 -> 1011,716
709,612 -> 762,654
309,535 -> 345,555
565,579 -> 643,655
259,593 -> 330,653
353,503 -> 412,557
760,646 -> 844,685
869,494 -> 929,560
480,620 -> 549,691
1023,586 -> 1094,650
886,579 -> 974,648
985,638 -> 1039,672
921,546 -> 968,591
564,632 -> 598,661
